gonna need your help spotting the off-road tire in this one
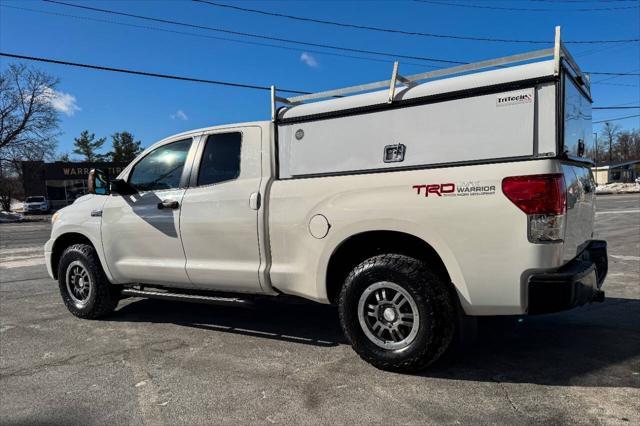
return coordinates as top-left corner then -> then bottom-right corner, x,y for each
58,243 -> 119,319
338,254 -> 455,372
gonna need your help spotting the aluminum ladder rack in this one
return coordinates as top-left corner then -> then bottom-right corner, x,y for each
270,26 -> 587,121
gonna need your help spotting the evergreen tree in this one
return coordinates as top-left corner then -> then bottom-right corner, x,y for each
110,131 -> 143,162
73,130 -> 106,161
57,152 -> 71,162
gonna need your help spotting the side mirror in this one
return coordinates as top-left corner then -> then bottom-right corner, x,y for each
110,178 -> 136,195
88,169 -> 110,195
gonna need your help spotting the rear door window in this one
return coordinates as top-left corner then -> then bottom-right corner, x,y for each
197,132 -> 242,186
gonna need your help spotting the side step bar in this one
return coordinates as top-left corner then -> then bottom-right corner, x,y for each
121,288 -> 255,308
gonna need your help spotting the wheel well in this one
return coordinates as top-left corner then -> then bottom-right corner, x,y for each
326,231 -> 451,305
51,233 -> 95,279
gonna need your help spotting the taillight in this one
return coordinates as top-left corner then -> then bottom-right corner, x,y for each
502,174 -> 566,243
502,174 -> 566,215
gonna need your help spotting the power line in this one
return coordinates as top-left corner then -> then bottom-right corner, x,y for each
415,0 -> 640,11
0,52 -> 310,94
593,106 -> 640,109
42,0 -> 465,66
1,5 -> 440,70
194,0 -> 639,44
0,51 -> 635,113
592,68 -> 640,84
573,40 -> 636,59
31,2 -> 640,75
532,1 -> 638,3
589,72 -> 640,75
593,114 -> 640,123
592,82 -> 639,87
550,0 -> 639,3
606,101 -> 640,106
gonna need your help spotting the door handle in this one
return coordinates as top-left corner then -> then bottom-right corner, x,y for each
157,200 -> 179,210
249,192 -> 261,210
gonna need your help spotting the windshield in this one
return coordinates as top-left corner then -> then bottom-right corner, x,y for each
26,196 -> 45,203
563,74 -> 593,161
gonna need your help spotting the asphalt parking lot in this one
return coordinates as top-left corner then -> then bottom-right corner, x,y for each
1,194 -> 638,425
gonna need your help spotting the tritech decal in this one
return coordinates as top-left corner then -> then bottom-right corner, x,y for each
413,181 -> 496,198
496,88 -> 534,107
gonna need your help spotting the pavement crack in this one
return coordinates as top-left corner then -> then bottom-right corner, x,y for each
0,339 -> 186,380
501,383 -> 521,415
491,376 -> 530,418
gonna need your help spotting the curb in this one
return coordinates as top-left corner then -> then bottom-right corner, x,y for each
596,191 -> 640,196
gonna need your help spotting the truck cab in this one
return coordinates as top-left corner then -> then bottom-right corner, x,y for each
45,121 -> 274,292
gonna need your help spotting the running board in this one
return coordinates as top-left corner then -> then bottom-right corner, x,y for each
121,288 -> 255,308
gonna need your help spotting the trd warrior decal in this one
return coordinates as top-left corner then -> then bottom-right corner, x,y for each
413,184 -> 455,197
413,181 -> 496,197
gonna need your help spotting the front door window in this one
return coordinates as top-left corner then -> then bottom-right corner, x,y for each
128,139 -> 192,191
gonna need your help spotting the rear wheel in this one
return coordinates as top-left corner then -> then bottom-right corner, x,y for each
338,254 -> 455,372
58,244 -> 119,319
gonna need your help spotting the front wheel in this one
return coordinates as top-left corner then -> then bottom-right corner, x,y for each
58,244 -> 119,319
338,254 -> 455,372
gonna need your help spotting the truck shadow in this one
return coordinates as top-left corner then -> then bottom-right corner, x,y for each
113,297 -> 346,347
118,191 -> 179,238
428,297 -> 640,387
113,296 -> 639,387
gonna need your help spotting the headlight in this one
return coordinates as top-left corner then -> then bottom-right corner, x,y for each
51,212 -> 60,224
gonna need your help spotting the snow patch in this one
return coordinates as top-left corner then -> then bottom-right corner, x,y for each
596,183 -> 640,195
0,211 -> 24,223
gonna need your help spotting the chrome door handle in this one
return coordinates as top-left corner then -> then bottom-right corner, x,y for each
158,200 -> 179,210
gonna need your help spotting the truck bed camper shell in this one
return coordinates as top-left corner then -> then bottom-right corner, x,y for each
272,27 -> 593,179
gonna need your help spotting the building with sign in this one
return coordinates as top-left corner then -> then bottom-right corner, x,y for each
592,160 -> 640,185
21,161 -> 128,209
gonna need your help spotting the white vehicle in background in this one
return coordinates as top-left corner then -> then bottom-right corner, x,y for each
23,196 -> 50,214
44,28 -> 608,371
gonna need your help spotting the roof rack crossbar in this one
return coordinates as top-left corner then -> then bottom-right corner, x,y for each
285,47 -> 553,105
388,61 -> 400,104
275,26 -> 583,111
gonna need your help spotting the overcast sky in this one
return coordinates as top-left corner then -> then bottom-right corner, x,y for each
1,0 -> 638,155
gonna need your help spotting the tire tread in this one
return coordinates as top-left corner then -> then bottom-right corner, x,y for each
338,253 -> 455,372
58,243 -> 119,319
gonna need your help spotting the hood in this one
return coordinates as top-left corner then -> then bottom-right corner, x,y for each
72,194 -> 95,205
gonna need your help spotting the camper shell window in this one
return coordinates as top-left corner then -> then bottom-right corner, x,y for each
562,73 -> 593,161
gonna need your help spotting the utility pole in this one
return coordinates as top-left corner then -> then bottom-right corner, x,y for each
593,132 -> 598,183
609,134 -> 613,165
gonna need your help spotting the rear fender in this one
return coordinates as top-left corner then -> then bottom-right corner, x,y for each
317,219 -> 471,310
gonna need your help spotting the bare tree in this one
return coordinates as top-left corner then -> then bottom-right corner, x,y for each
0,64 -> 60,210
631,129 -> 640,161
0,64 -> 60,171
57,152 -> 72,162
0,175 -> 23,211
614,129 -> 640,163
599,122 -> 621,165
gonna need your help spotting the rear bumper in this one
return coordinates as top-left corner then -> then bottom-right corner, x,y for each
527,240 -> 608,314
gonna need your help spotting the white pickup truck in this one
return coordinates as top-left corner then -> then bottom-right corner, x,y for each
45,30 -> 607,371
